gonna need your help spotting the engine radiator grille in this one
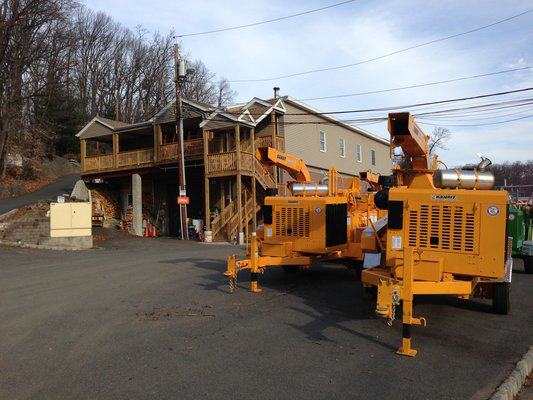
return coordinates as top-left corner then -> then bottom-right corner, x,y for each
274,207 -> 310,238
407,203 -> 478,254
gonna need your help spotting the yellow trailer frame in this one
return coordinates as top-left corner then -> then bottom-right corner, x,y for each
225,233 -> 344,293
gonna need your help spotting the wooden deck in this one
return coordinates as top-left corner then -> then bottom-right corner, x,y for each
81,139 -> 203,175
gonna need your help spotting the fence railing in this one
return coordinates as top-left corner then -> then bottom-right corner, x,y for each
83,154 -> 114,172
207,152 -> 237,173
255,135 -> 284,150
117,148 -> 153,167
159,139 -> 203,162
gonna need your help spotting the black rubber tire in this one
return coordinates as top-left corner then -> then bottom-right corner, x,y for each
492,282 -> 510,315
281,266 -> 299,274
364,286 -> 377,300
346,260 -> 364,280
523,256 -> 533,274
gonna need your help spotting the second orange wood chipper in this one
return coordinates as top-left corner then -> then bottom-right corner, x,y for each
225,146 -> 385,293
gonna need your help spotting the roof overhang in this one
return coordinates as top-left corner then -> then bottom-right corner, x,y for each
76,117 -> 115,139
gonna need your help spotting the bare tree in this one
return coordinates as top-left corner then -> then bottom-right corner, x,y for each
216,78 -> 237,107
491,160 -> 533,186
428,127 -> 451,156
0,2 -> 237,176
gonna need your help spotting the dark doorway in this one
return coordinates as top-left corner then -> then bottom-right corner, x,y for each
167,184 -> 180,236
185,164 -> 204,220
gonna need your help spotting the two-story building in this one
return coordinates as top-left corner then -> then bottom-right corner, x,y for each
76,93 -> 390,242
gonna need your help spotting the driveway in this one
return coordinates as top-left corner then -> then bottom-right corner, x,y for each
0,175 -> 80,215
0,236 -> 531,399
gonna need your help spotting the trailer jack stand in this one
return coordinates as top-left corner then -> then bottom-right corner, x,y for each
225,255 -> 239,293
396,299 -> 427,357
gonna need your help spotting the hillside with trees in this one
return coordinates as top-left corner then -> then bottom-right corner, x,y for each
0,0 -> 236,180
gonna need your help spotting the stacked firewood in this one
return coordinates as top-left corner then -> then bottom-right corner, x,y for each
91,187 -> 120,219
124,205 -> 133,231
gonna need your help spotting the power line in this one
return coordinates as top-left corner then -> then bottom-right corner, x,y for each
205,98 -> 533,125
232,87 -> 533,117
417,114 -> 533,127
417,104 -> 533,120
300,66 -> 532,101
416,106 -> 533,122
229,9 -> 533,82
174,0 -> 358,38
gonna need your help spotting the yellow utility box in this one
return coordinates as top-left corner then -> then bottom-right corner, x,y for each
50,202 -> 92,238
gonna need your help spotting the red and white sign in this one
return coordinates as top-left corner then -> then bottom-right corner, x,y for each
177,196 -> 190,205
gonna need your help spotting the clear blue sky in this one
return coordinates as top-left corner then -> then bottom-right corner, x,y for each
84,0 -> 532,166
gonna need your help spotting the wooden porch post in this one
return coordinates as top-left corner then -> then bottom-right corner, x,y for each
203,129 -> 210,231
80,139 -> 86,172
251,176 -> 257,232
235,124 -> 243,242
112,133 -> 119,168
271,112 -> 278,182
250,127 -> 257,231
153,124 -> 159,162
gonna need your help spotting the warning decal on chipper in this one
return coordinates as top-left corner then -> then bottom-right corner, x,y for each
487,205 -> 500,216
431,195 -> 457,201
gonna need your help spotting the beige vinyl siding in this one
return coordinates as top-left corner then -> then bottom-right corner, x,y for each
79,121 -> 114,139
283,101 -> 391,176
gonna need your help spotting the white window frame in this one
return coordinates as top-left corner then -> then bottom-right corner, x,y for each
356,144 -> 362,163
319,131 -> 327,152
371,149 -> 376,166
339,138 -> 345,158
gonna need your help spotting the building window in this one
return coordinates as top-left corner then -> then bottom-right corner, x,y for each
356,144 -> 362,163
319,131 -> 326,152
339,138 -> 345,158
371,149 -> 376,166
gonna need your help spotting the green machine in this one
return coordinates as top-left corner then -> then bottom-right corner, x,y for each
508,205 -> 532,274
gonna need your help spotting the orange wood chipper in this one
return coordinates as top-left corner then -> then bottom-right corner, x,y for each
225,146 -> 386,293
361,112 -> 511,356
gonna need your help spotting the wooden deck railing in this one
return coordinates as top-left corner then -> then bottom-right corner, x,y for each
159,142 -> 178,161
185,138 -> 203,157
207,152 -> 236,173
206,151 -> 254,174
83,154 -> 114,172
117,148 -> 153,167
82,139 -> 204,174
254,135 -> 284,150
159,139 -> 203,162
255,136 -> 272,148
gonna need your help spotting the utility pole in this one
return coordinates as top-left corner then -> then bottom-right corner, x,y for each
174,43 -> 188,240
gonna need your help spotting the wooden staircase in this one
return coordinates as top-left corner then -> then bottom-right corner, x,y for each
209,156 -> 278,241
226,194 -> 260,240
210,188 -> 261,241
210,201 -> 237,238
254,158 -> 277,190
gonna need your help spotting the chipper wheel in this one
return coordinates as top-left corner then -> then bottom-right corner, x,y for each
346,260 -> 364,280
523,256 -> 533,274
492,282 -> 510,315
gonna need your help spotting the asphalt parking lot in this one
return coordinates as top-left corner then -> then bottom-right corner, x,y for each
1,234 -> 531,399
